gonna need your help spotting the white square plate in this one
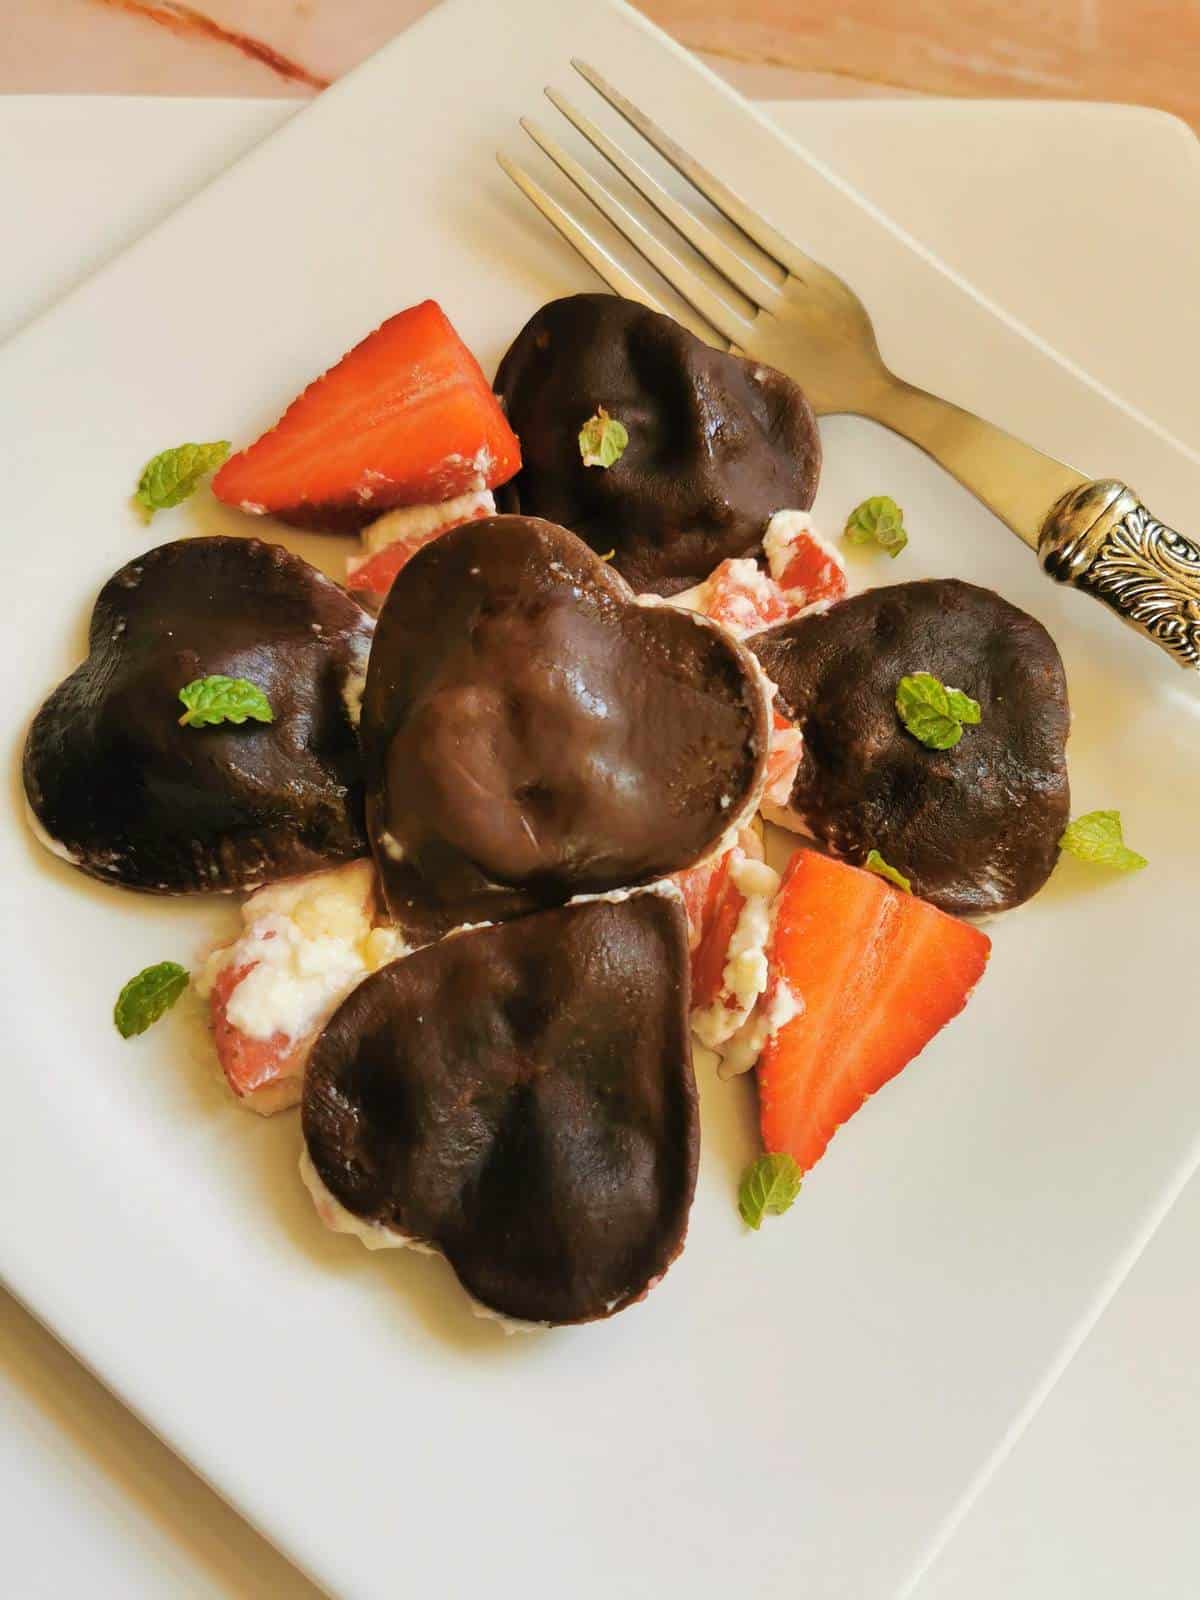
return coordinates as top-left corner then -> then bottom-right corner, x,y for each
1,4 -> 1198,1596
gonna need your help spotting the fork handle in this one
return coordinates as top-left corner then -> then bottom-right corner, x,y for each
866,380 -> 1200,670
1039,481 -> 1200,670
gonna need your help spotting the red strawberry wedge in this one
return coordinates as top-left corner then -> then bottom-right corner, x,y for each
757,848 -> 991,1173
213,300 -> 521,531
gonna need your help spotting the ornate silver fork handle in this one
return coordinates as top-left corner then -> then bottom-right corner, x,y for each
502,62 -> 1200,670
1038,483 -> 1200,669
864,380 -> 1200,670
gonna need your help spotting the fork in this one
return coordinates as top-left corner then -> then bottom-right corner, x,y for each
499,61 -> 1200,671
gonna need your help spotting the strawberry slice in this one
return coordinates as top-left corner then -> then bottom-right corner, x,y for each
209,959 -> 311,1115
763,706 -> 804,808
757,848 -> 990,1171
674,558 -> 792,637
213,300 -> 521,532
764,511 -> 847,607
345,489 -> 495,604
690,855 -> 745,1008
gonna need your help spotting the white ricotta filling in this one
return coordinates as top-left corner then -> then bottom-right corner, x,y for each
360,487 -> 496,558
763,508 -> 845,587
717,979 -> 804,1080
197,860 -> 407,1044
690,854 -> 781,1050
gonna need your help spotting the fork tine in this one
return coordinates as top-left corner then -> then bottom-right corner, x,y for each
519,118 -> 753,348
572,59 -> 817,282
496,155 -> 666,318
543,87 -> 783,313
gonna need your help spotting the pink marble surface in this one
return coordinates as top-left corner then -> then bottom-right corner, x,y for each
4,0 -> 907,100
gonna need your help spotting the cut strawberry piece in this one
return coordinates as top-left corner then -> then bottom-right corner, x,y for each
763,706 -> 804,808
690,856 -> 744,1008
673,828 -> 762,951
674,850 -> 729,956
757,848 -> 990,1172
209,960 -> 311,1115
198,860 -> 398,1116
213,300 -> 521,532
674,558 -> 792,637
764,510 -> 847,607
345,489 -> 494,603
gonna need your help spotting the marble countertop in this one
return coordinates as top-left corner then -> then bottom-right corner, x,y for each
5,0 -> 1198,131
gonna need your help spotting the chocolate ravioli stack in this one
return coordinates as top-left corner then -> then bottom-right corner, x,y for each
302,514 -> 771,1325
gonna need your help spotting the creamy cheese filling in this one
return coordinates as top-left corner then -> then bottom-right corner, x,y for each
197,860 -> 406,1044
717,979 -> 804,1080
690,854 -> 781,1050
360,487 -> 496,558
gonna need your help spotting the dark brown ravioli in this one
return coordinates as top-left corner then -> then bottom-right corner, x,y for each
750,579 -> 1070,914
302,892 -> 698,1326
363,513 -> 768,943
23,536 -> 373,893
494,294 -> 821,594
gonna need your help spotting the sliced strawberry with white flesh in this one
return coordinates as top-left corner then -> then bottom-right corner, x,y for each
198,860 -> 403,1114
209,960 -> 311,1115
672,827 -> 763,957
345,489 -> 495,603
671,829 -> 778,1049
690,852 -> 781,1050
671,558 -> 792,638
763,706 -> 804,808
764,510 -> 847,608
752,848 -> 990,1172
212,300 -> 521,531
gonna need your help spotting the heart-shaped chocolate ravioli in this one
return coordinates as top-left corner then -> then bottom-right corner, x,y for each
362,513 -> 769,942
302,890 -> 698,1326
24,536 -> 374,893
494,294 -> 822,594
750,578 -> 1071,914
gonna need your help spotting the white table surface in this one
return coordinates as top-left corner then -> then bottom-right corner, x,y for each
2,92 -> 1197,1600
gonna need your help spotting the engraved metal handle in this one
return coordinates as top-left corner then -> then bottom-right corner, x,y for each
860,382 -> 1200,672
1039,481 -> 1200,670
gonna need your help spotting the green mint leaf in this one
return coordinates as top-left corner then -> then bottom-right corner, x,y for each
114,961 -> 189,1038
578,407 -> 629,469
178,675 -> 274,728
843,495 -> 908,558
738,1152 -> 803,1230
1059,810 -> 1147,873
944,686 -> 982,726
864,849 -> 912,893
895,672 -> 981,750
134,440 -> 230,520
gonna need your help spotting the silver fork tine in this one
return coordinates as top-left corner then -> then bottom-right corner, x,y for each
496,155 -> 666,318
496,154 -> 723,347
543,87 -> 784,313
572,59 -> 823,284
519,118 -> 754,348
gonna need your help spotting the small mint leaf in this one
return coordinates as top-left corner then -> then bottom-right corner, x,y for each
895,672 -> 980,751
178,675 -> 274,729
945,686 -> 982,726
134,440 -> 229,520
114,961 -> 189,1038
578,408 -> 628,469
864,849 -> 911,893
1060,810 -> 1147,873
738,1152 -> 803,1230
843,495 -> 908,558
